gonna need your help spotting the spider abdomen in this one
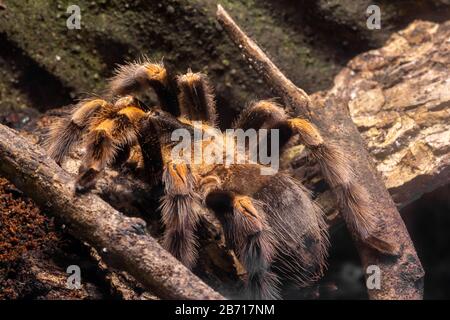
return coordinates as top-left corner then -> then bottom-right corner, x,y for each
254,174 -> 329,286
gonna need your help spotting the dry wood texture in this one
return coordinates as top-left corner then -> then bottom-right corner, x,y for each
329,21 -> 450,208
285,20 -> 450,218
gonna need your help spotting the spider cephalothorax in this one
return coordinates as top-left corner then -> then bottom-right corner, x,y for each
46,58 -> 389,299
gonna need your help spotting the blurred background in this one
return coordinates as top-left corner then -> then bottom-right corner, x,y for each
0,0 -> 449,299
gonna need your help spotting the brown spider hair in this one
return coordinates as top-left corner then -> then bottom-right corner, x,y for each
46,57 -> 391,299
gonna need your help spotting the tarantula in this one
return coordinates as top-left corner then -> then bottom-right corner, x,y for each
46,59 -> 388,299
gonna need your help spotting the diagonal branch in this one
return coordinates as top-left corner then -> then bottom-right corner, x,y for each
217,4 -> 424,300
216,5 -> 310,118
0,123 -> 224,300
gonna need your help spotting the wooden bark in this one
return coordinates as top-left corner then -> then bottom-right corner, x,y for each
285,20 -> 450,217
217,5 -> 425,300
0,123 -> 224,300
329,20 -> 450,208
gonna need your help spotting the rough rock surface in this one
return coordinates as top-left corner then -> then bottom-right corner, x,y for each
287,20 -> 450,216
346,21 -> 450,207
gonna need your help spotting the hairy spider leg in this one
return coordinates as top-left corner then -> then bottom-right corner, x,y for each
235,100 -> 395,254
176,71 -> 217,126
106,59 -> 179,115
205,190 -> 281,299
75,101 -> 147,192
138,111 -> 203,268
46,98 -> 112,164
159,160 -> 203,268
